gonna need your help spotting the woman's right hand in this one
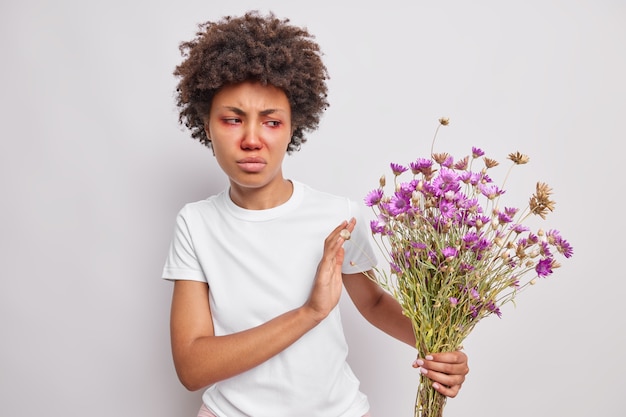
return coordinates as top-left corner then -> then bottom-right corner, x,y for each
304,217 -> 356,323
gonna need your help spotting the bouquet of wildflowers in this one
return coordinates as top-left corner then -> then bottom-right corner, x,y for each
364,118 -> 573,417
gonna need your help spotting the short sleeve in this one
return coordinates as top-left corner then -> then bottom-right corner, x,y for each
161,207 -> 207,282
341,200 -> 378,274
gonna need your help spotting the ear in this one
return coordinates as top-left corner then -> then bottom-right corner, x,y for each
204,121 -> 211,140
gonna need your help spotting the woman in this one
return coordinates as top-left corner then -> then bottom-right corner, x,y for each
162,11 -> 469,417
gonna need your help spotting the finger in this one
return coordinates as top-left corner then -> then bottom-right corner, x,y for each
326,219 -> 355,246
426,351 -> 467,365
431,381 -> 462,398
417,367 -> 465,398
345,217 -> 356,232
416,351 -> 469,375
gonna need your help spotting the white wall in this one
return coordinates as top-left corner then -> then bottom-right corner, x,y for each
1,1 -> 624,416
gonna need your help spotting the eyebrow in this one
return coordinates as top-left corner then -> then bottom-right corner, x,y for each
223,106 -> 286,116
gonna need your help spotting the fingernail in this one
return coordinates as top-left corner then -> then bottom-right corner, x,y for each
425,355 -> 434,360
432,382 -> 440,390
420,368 -> 428,375
415,359 -> 424,367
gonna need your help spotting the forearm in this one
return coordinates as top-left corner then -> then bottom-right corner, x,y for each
343,272 -> 416,347
174,306 -> 320,391
362,292 -> 416,347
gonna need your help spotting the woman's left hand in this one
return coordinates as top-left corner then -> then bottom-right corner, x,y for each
412,351 -> 469,398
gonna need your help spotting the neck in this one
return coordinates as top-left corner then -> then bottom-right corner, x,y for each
229,179 -> 293,210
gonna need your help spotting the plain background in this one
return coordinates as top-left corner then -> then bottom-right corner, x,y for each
1,0 -> 625,416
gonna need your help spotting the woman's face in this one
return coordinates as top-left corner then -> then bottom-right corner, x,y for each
205,81 -> 293,202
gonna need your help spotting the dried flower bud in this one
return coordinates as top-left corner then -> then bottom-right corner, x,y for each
411,191 -> 420,205
379,175 -> 386,188
529,183 -> 556,219
483,157 -> 499,169
432,152 -> 449,165
535,182 -> 553,198
454,156 -> 469,170
340,229 -> 351,240
529,278 -> 537,285
439,117 -> 450,126
507,151 -> 530,165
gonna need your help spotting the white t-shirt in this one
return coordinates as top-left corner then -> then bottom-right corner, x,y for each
162,181 -> 377,417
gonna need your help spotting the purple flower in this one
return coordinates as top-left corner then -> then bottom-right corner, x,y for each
449,297 -> 459,306
466,214 -> 491,229
535,258 -> 553,277
459,197 -> 481,213
547,229 -> 574,258
390,163 -> 408,176
462,231 -> 480,247
432,168 -> 461,195
479,183 -> 505,200
398,180 -> 418,197
387,193 -> 410,216
442,246 -> 458,259
472,147 -> 485,158
364,188 -> 384,207
458,171 -> 472,184
410,241 -> 428,251
410,158 -> 433,176
439,199 -> 456,219
428,250 -> 439,264
478,173 -> 494,185
539,241 -> 553,257
486,301 -> 502,318
497,211 -> 513,224
441,155 -> 454,168
470,288 -> 480,300
510,223 -> 530,234
504,207 -> 519,217
370,219 -> 386,234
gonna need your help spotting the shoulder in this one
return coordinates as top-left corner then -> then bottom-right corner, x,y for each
176,192 -> 225,218
295,181 -> 366,218
296,181 -> 352,205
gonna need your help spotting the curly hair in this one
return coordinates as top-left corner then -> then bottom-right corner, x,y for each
174,11 -> 330,153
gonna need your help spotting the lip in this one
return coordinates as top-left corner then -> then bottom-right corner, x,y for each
236,157 -> 267,173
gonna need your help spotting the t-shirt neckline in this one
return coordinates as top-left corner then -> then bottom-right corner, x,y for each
222,180 -> 304,221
